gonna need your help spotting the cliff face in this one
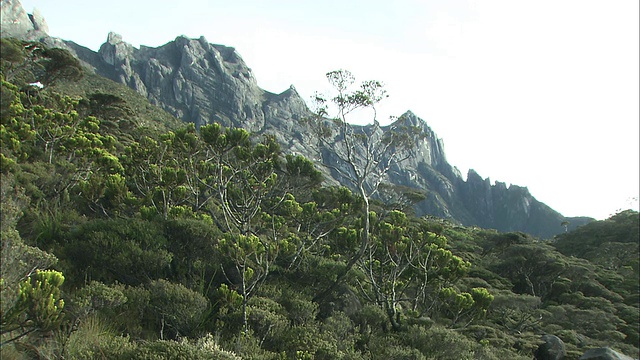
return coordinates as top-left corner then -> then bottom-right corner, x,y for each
97,33 -> 268,132
0,0 -> 45,38
0,0 -> 67,49
1,0 -> 592,238
89,31 -> 322,164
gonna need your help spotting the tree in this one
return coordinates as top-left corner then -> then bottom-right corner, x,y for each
122,131 -> 193,219
282,186 -> 360,271
0,38 -> 41,85
41,47 -> 84,86
216,233 -> 277,334
0,38 -> 28,80
489,291 -> 543,335
358,212 -> 472,330
62,218 -> 172,286
438,287 -> 493,328
200,124 -> 319,334
492,241 -> 567,300
308,69 -> 422,302
0,40 -> 83,87
1,80 -> 36,165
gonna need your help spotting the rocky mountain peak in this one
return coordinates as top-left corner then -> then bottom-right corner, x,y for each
98,32 -> 135,66
28,8 -> 48,32
395,110 -> 421,127
106,31 -> 124,45
1,0 -> 47,39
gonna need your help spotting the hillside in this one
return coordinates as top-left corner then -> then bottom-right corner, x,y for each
0,36 -> 638,359
0,0 -> 594,239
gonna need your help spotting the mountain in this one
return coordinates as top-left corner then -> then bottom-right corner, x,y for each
1,0 -> 592,238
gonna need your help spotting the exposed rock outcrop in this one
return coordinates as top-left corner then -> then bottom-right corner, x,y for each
97,33 -> 267,132
579,347 -> 636,360
0,0 -> 76,54
535,334 -> 566,360
1,0 -> 43,39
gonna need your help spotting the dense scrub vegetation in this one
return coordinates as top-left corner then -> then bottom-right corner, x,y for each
1,39 -> 638,359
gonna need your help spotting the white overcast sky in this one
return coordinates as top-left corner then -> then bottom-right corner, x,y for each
18,0 -> 640,220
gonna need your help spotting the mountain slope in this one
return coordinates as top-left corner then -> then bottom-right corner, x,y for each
1,0 -> 592,238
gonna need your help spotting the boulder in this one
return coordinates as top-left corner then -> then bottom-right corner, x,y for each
535,334 -> 566,360
579,347 -> 636,360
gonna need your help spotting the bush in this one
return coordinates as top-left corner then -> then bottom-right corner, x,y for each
133,339 -> 221,360
352,304 -> 388,333
280,290 -> 318,326
403,325 -> 476,360
367,334 -> 426,360
146,279 -> 210,339
246,296 -> 288,350
65,315 -> 136,360
70,280 -> 127,319
62,218 -> 172,286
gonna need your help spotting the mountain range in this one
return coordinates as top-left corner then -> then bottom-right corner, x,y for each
1,0 -> 593,238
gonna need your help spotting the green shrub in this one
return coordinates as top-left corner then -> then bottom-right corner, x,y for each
146,279 -> 210,339
280,291 -> 318,326
66,315 -> 136,360
403,325 -> 476,360
367,334 -> 426,360
246,296 -> 288,350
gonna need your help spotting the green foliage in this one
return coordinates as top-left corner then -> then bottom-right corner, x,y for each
554,210 -> 639,258
19,270 -> 65,326
80,92 -> 134,120
0,38 -> 27,69
357,211 -> 474,330
69,280 -> 127,325
553,211 -> 639,297
488,290 -> 543,335
41,47 -> 84,86
0,39 -> 83,88
246,296 -> 289,350
308,70 -> 427,306
213,283 -> 244,335
61,218 -> 172,286
438,286 -> 493,327
163,218 -> 221,289
0,39 -> 41,85
146,279 -> 210,339
63,315 -> 136,360
1,270 -> 65,346
0,172 -> 58,310
1,80 -> 36,165
1,62 -> 637,359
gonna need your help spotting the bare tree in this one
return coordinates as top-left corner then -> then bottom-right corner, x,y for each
308,70 -> 421,301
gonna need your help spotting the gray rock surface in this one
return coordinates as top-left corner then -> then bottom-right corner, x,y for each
535,334 -> 566,360
1,0 -> 40,38
579,347 -> 636,360
0,0 -> 76,54
29,8 -> 48,32
96,32 -> 266,133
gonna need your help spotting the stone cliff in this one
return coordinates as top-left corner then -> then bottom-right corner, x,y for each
1,0 -> 592,238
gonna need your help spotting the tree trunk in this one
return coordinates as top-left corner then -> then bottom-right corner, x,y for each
241,267 -> 248,334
